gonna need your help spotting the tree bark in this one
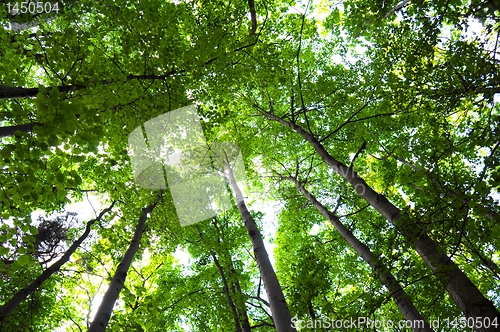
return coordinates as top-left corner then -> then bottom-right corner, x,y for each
224,163 -> 296,332
260,108 -> 500,330
0,123 -> 42,138
88,201 -> 157,332
285,175 -> 433,332
211,252 -> 244,332
200,220 -> 252,332
247,0 -> 257,35
0,202 -> 115,321
229,262 -> 252,332
0,71 -> 181,100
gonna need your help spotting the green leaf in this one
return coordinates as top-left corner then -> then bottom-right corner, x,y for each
21,235 -> 36,244
17,255 -> 31,266
19,182 -> 33,194
56,172 -> 66,183
80,132 -> 94,142
0,247 -> 9,256
29,226 -> 38,235
39,142 -> 49,151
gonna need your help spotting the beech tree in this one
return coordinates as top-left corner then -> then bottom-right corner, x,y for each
278,172 -> 433,332
0,202 -> 114,322
221,152 -> 295,332
0,0 -> 499,331
89,200 -> 158,331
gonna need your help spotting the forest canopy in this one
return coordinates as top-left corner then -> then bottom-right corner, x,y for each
0,0 -> 499,331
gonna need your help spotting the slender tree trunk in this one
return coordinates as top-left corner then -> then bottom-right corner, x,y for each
0,123 -> 42,138
224,163 -> 296,332
211,252 -> 243,332
88,201 -> 157,332
260,109 -> 500,330
285,176 -> 433,332
0,202 -> 115,321
201,221 -> 252,331
0,72 -> 180,100
229,263 -> 252,332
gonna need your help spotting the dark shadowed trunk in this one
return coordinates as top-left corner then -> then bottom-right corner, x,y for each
88,201 -> 157,332
211,252 -> 251,332
0,202 -> 115,321
0,72 -> 180,100
0,123 -> 42,138
201,221 -> 252,332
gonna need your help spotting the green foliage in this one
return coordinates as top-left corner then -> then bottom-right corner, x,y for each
0,0 -> 498,330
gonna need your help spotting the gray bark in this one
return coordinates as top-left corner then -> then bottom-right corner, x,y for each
0,202 -> 115,321
224,163 -> 295,332
88,201 -> 157,332
286,176 -> 433,332
261,109 -> 500,330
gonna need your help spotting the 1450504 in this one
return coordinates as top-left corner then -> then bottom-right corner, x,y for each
6,2 -> 59,15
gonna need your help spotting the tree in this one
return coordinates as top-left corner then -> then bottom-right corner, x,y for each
220,148 -> 295,332
253,103 -> 500,325
0,202 -> 114,322
1,0 -> 499,330
89,199 -> 159,332
279,172 -> 433,332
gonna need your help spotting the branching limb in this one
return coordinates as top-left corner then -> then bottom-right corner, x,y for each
384,0 -> 410,18
349,141 -> 367,169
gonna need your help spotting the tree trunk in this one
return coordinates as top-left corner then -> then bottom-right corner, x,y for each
88,201 -> 157,332
285,175 -> 433,332
229,263 -> 252,332
0,123 -> 42,138
261,109 -> 500,330
0,72 -> 180,100
224,163 -> 296,332
211,252 -> 247,332
0,202 -> 115,321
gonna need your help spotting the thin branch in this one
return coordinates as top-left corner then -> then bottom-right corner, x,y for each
349,141 -> 367,169
384,0 -> 411,18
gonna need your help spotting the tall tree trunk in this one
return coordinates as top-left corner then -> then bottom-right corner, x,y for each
224,163 -> 296,332
229,263 -> 252,332
0,202 -> 115,321
203,221 -> 252,332
260,108 -> 500,330
389,153 -> 500,277
88,200 -> 157,332
0,72 -> 180,100
284,175 -> 433,332
211,252 -> 244,332
0,123 -> 42,138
